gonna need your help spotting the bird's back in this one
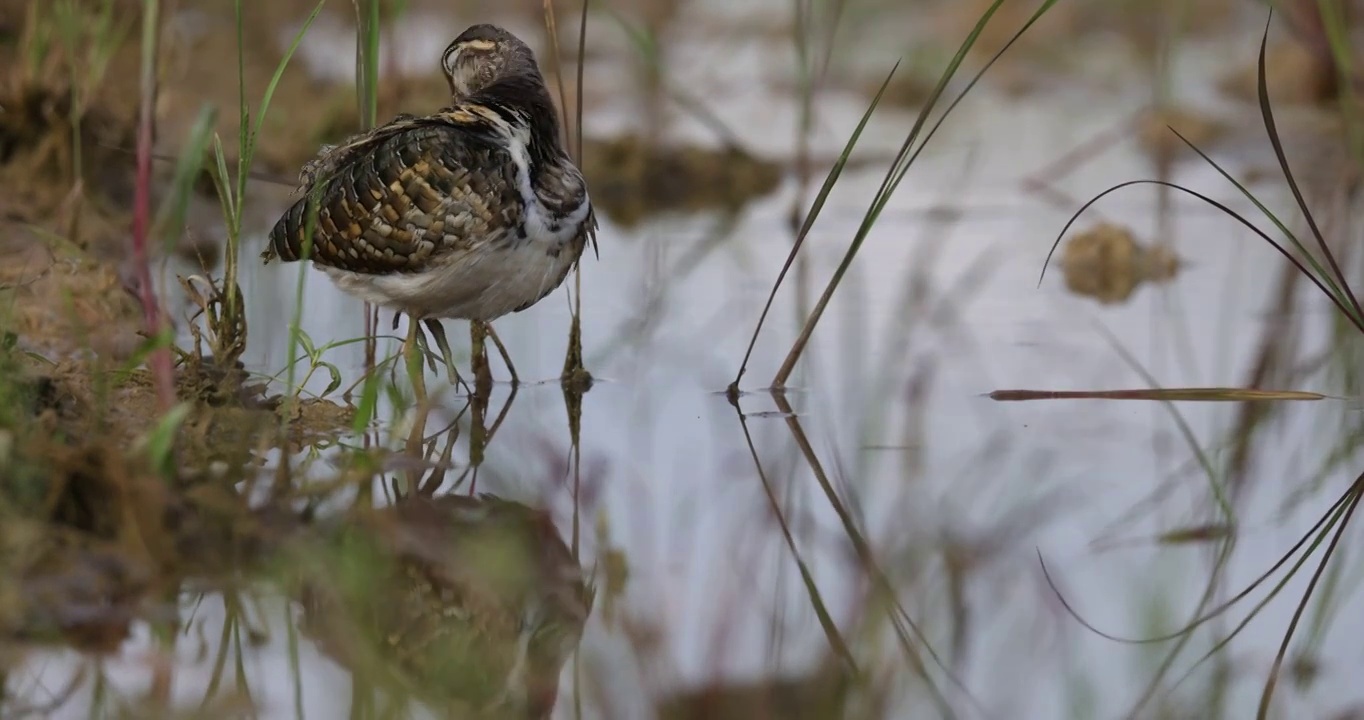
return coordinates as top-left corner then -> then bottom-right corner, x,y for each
264,113 -> 523,277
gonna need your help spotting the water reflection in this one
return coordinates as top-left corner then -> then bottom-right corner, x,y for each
294,492 -> 593,719
10,2 -> 1364,718
2,375 -> 596,719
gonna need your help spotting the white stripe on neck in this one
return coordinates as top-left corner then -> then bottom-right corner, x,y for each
495,116 -> 593,249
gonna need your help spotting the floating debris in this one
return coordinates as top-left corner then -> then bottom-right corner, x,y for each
1060,222 -> 1181,304
988,387 -> 1325,402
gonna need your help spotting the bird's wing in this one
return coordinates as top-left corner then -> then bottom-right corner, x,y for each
263,108 -> 522,275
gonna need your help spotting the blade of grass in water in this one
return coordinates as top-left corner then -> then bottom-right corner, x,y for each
1156,524 -> 1235,545
574,0 -> 587,165
735,409 -> 857,671
1251,10 -> 1363,323
1031,320 -> 1236,717
988,388 -> 1326,402
728,62 -> 898,399
1145,482 -> 1358,711
540,10 -> 592,716
542,0 -> 571,148
767,391 -> 969,717
1245,14 -> 1364,714
1257,483 -> 1362,718
768,0 -> 1061,390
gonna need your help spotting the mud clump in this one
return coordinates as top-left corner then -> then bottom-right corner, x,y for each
0,84 -> 137,226
1060,222 -> 1181,305
582,135 -> 783,227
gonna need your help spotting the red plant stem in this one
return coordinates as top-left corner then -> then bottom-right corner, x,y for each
133,3 -> 175,412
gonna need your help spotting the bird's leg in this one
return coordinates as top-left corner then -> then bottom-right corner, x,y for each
469,320 -> 493,395
422,318 -> 471,395
401,314 -> 427,404
483,322 -> 520,386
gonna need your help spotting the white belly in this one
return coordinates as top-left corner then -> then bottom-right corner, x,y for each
323,231 -> 580,321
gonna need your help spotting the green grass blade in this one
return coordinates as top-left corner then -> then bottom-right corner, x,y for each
772,0 -> 1056,388
730,61 -> 900,394
154,105 -> 219,253
353,0 -> 380,130
209,135 -> 237,232
1251,11 -> 1363,321
250,0 -> 330,166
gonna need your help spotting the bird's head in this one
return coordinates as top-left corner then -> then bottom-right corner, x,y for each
440,24 -> 542,99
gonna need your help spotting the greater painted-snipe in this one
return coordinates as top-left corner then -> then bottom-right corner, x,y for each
263,24 -> 597,390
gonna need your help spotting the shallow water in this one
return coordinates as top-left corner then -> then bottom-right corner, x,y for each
13,5 -> 1364,719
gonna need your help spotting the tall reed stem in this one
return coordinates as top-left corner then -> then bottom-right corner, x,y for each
354,0 -> 381,395
133,0 -> 174,411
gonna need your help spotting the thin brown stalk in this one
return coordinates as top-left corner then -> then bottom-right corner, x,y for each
769,391 -> 973,718
988,388 -> 1326,402
735,407 -> 858,671
133,0 -> 174,411
543,0 -> 592,384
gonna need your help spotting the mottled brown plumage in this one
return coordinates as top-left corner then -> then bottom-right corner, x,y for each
262,24 -> 596,327
267,111 -> 520,276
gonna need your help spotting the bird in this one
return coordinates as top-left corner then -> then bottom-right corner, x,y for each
262,23 -> 597,393
297,493 -> 596,718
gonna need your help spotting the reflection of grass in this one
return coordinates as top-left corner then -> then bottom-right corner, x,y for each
718,3 -> 1066,717
1030,13 -> 1364,719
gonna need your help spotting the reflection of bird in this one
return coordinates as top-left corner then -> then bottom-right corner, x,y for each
263,24 -> 597,388
299,494 -> 594,719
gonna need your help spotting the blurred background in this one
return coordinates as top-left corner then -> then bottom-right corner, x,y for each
3,0 -> 1364,718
